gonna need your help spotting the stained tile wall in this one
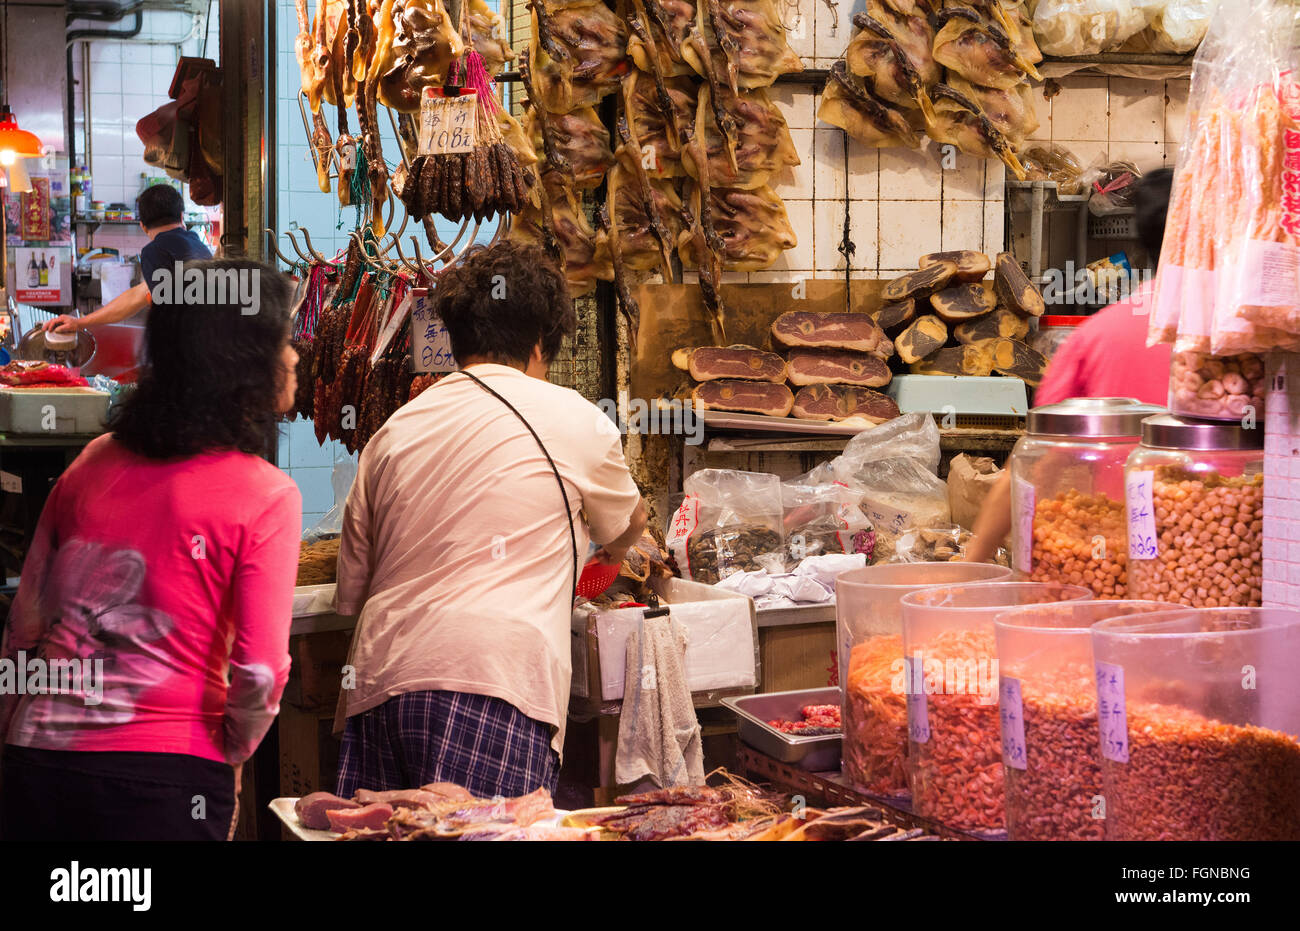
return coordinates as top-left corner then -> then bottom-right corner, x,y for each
68,7 -> 221,260
1263,357 -> 1300,609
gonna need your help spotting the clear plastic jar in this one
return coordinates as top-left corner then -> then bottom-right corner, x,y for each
1091,608 -> 1300,840
834,562 -> 1011,796
1124,414 -> 1264,608
899,581 -> 1092,833
993,599 -> 1180,841
1168,351 -> 1266,422
1009,398 -> 1164,599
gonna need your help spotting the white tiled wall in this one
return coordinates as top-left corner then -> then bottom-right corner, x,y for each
1263,356 -> 1300,609
69,5 -> 221,262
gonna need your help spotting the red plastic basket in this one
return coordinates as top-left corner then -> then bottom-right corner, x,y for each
576,558 -> 620,600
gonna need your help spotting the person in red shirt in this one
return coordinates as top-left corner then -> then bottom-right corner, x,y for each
965,169 -> 1173,563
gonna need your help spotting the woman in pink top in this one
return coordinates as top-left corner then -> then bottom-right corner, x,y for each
0,258 -> 302,841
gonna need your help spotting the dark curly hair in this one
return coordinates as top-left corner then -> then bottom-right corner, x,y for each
109,258 -> 293,459
435,241 -> 575,365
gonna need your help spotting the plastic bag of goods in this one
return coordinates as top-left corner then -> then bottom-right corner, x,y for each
1150,0 -> 1300,355
1031,0 -> 1155,56
1147,0 -> 1214,52
779,481 -> 875,569
835,562 -> 1011,796
802,413 -> 950,562
1167,350 -> 1266,421
667,469 -> 784,584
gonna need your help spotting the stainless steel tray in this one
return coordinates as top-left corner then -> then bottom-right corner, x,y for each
722,687 -> 841,772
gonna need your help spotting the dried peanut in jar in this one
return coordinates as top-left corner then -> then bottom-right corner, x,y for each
1127,468 -> 1263,607
1028,490 -> 1128,599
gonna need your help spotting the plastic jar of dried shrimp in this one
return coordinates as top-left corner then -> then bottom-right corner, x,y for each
1009,398 -> 1164,600
834,562 -> 1011,797
993,599 -> 1180,841
1124,414 -> 1263,608
1091,608 -> 1300,840
899,581 -> 1092,834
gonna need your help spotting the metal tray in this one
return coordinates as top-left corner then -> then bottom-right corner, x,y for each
722,687 -> 841,772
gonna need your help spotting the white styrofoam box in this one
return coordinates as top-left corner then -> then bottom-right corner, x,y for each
292,583 -> 337,618
888,375 -> 1029,417
0,388 -> 110,435
572,576 -> 758,703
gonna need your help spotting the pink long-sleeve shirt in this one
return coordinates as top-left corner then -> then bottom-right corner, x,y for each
0,434 -> 301,764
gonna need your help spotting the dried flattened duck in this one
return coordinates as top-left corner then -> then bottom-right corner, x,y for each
845,12 -> 936,119
529,0 -> 630,114
628,0 -> 697,77
932,5 -> 1042,90
942,73 -> 1038,147
818,60 -> 923,150
866,0 -> 941,87
608,139 -> 683,279
510,172 -> 613,295
682,0 -> 803,91
683,83 -> 800,190
923,83 -> 1027,179
466,0 -> 516,75
377,0 -> 466,112
621,68 -> 696,175
678,182 -> 797,272
525,106 -> 614,190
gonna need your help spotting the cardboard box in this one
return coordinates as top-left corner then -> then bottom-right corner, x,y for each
571,576 -> 758,712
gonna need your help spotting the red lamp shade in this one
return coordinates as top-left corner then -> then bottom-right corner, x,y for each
0,105 -> 43,163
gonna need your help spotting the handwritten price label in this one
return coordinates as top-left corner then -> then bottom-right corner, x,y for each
905,655 -> 930,745
1012,476 -> 1035,573
419,88 -> 478,156
410,288 -> 458,373
1000,676 -> 1027,770
1095,661 -> 1129,763
1125,470 -> 1158,560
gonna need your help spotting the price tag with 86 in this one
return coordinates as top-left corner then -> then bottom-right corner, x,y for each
411,289 -> 458,373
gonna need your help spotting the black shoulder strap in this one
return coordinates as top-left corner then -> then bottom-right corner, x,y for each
451,369 -> 580,598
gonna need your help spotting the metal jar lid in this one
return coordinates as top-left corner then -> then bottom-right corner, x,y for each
1027,397 -> 1166,438
1140,413 -> 1265,451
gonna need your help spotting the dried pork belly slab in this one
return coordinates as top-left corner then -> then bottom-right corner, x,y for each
792,384 -> 901,423
692,379 -> 795,416
530,0 -> 629,114
687,345 -> 789,382
818,61 -> 922,149
771,311 -> 889,352
786,348 -> 892,387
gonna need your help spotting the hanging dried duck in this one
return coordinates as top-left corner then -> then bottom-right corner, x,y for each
845,12 -> 936,119
610,117 -> 682,279
466,0 -> 516,75
818,60 -> 924,149
524,105 -> 613,190
377,0 -> 466,111
621,68 -> 695,178
923,83 -> 1027,179
681,0 -> 802,91
682,81 -> 799,190
627,0 -> 695,77
528,0 -> 629,114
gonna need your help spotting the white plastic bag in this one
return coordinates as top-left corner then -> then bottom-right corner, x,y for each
1032,0 -> 1153,55
1147,0 -> 1214,52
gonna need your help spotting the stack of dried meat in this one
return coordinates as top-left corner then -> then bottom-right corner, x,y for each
820,0 -> 1041,180
671,310 -> 903,424
875,249 -> 1048,384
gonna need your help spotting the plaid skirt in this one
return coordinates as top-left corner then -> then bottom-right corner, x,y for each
335,690 -> 560,800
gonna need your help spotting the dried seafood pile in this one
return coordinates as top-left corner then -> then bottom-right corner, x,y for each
820,0 -> 1042,180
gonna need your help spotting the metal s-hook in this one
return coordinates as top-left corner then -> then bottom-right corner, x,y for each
299,227 -> 331,265
283,228 -> 314,264
264,229 -> 297,268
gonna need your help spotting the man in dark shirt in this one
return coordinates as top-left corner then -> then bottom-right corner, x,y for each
43,184 -> 212,335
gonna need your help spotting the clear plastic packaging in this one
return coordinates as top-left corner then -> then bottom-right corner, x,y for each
1167,350 -> 1266,421
834,562 -> 1012,796
1031,0 -> 1153,56
779,482 -> 875,569
993,599 -> 1181,840
1149,0 -> 1300,355
1009,398 -> 1164,599
666,469 -> 784,584
1124,414 -> 1264,607
1091,608 -> 1300,840
899,581 -> 1093,833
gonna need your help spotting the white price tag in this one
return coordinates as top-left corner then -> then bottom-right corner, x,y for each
1012,476 -> 1035,573
0,470 -> 22,494
1000,676 -> 1027,770
860,496 -> 910,537
418,88 -> 478,156
1095,661 -> 1129,764
371,291 -> 412,365
410,289 -> 458,374
905,655 -> 930,744
1125,470 -> 1158,561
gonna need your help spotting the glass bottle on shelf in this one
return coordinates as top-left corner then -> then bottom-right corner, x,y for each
27,254 -> 39,287
39,255 -> 49,286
